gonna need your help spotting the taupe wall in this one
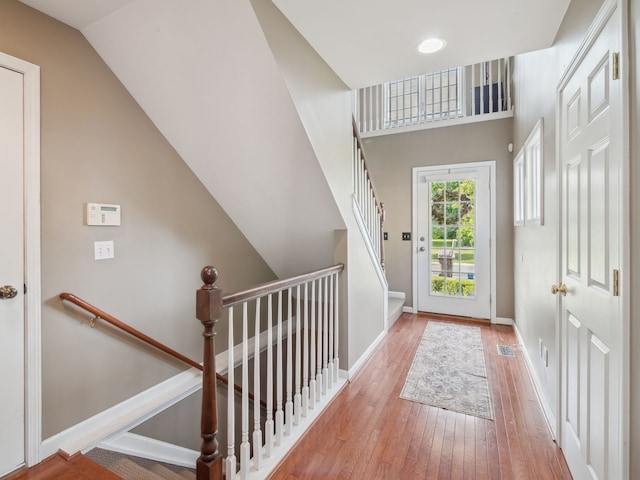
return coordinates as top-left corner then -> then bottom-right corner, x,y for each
511,0 -> 602,424
0,1 -> 275,438
363,118 -> 515,319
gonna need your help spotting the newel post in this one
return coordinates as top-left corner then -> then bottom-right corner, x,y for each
196,266 -> 223,480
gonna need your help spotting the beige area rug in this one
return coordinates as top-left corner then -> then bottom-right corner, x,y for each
400,321 -> 494,420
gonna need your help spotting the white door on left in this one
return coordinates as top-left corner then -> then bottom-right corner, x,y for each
0,64 -> 26,477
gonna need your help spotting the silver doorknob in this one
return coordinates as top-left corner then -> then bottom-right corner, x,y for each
419,246 -> 426,252
0,285 -> 18,299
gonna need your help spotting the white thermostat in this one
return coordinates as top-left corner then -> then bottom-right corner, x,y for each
85,203 -> 121,226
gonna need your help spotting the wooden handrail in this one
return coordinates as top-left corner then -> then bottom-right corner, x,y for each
58,292 -> 259,408
60,292 -> 203,371
223,263 -> 344,307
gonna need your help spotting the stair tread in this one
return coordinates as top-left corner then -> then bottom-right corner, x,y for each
149,463 -> 192,480
110,458 -> 166,480
178,469 -> 196,480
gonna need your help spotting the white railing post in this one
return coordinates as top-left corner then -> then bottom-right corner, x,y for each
275,291 -> 284,446
294,285 -> 302,425
334,273 -> 340,380
265,295 -> 274,457
315,279 -> 323,404
328,275 -> 334,386
240,304 -> 250,479
309,280 -> 316,409
252,298 -> 262,471
285,288 -> 293,436
225,307 -> 236,480
302,282 -> 309,416
322,276 -> 328,396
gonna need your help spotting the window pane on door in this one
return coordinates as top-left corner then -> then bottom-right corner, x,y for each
430,178 -> 476,298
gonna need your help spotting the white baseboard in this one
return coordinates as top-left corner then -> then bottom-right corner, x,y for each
402,306 -> 415,313
513,323 -> 557,439
42,368 -> 203,459
98,432 -> 199,468
347,330 -> 386,380
494,316 -> 514,325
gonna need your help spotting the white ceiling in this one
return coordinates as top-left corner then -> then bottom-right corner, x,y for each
20,0 -> 571,89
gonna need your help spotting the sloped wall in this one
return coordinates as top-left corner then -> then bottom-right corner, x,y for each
0,0 -> 276,438
80,0 -> 345,279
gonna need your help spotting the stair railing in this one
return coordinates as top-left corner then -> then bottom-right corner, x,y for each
355,56 -> 513,136
196,263 -> 344,480
352,116 -> 385,271
58,292 -> 256,410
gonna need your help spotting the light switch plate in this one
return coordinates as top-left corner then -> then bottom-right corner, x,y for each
94,240 -> 114,260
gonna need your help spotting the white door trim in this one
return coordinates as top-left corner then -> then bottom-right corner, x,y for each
0,51 -> 42,466
554,0 -> 629,477
411,161 -> 496,322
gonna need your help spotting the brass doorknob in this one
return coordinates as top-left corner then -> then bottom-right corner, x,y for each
0,285 -> 18,299
551,284 -> 568,296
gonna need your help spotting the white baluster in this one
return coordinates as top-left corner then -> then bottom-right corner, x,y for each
252,298 -> 262,471
471,64 -> 476,117
507,57 -> 512,110
240,304 -> 250,479
489,60 -> 494,113
309,280 -> 316,410
294,284 -> 302,425
275,291 -> 284,446
352,138 -> 357,198
285,287 -> 293,436
334,273 -> 340,380
302,282 -> 310,417
226,307 -> 236,480
322,276 -> 329,395
316,280 -> 323,403
265,295 -> 274,457
498,58 -> 503,112
328,275 -> 334,386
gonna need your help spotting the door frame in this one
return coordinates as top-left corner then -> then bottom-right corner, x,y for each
0,51 -> 42,467
555,0 -> 629,476
411,161 -> 497,322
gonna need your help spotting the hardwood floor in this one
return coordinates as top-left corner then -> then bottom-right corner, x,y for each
267,313 -> 572,479
3,453 -> 120,480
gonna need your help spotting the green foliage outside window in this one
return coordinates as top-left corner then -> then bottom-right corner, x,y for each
431,276 -> 475,296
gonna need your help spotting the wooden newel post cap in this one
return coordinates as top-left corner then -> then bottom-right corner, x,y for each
197,266 -> 222,324
201,266 -> 219,288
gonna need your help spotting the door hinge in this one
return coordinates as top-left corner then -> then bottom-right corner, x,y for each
613,269 -> 619,296
613,52 -> 620,80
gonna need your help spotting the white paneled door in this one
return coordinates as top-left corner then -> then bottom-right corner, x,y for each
558,4 -> 622,479
0,65 -> 26,476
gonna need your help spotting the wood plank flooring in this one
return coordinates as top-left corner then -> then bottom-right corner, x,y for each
4,453 -> 120,480
267,313 -> 572,479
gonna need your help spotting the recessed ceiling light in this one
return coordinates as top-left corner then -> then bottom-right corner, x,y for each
418,37 -> 446,54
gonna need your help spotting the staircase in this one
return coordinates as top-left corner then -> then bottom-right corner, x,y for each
85,448 -> 196,480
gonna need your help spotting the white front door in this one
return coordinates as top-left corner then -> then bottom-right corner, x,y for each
415,164 -> 491,319
558,4 -> 623,479
0,65 -> 26,476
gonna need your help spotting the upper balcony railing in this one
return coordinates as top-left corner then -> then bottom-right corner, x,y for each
354,57 -> 513,137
